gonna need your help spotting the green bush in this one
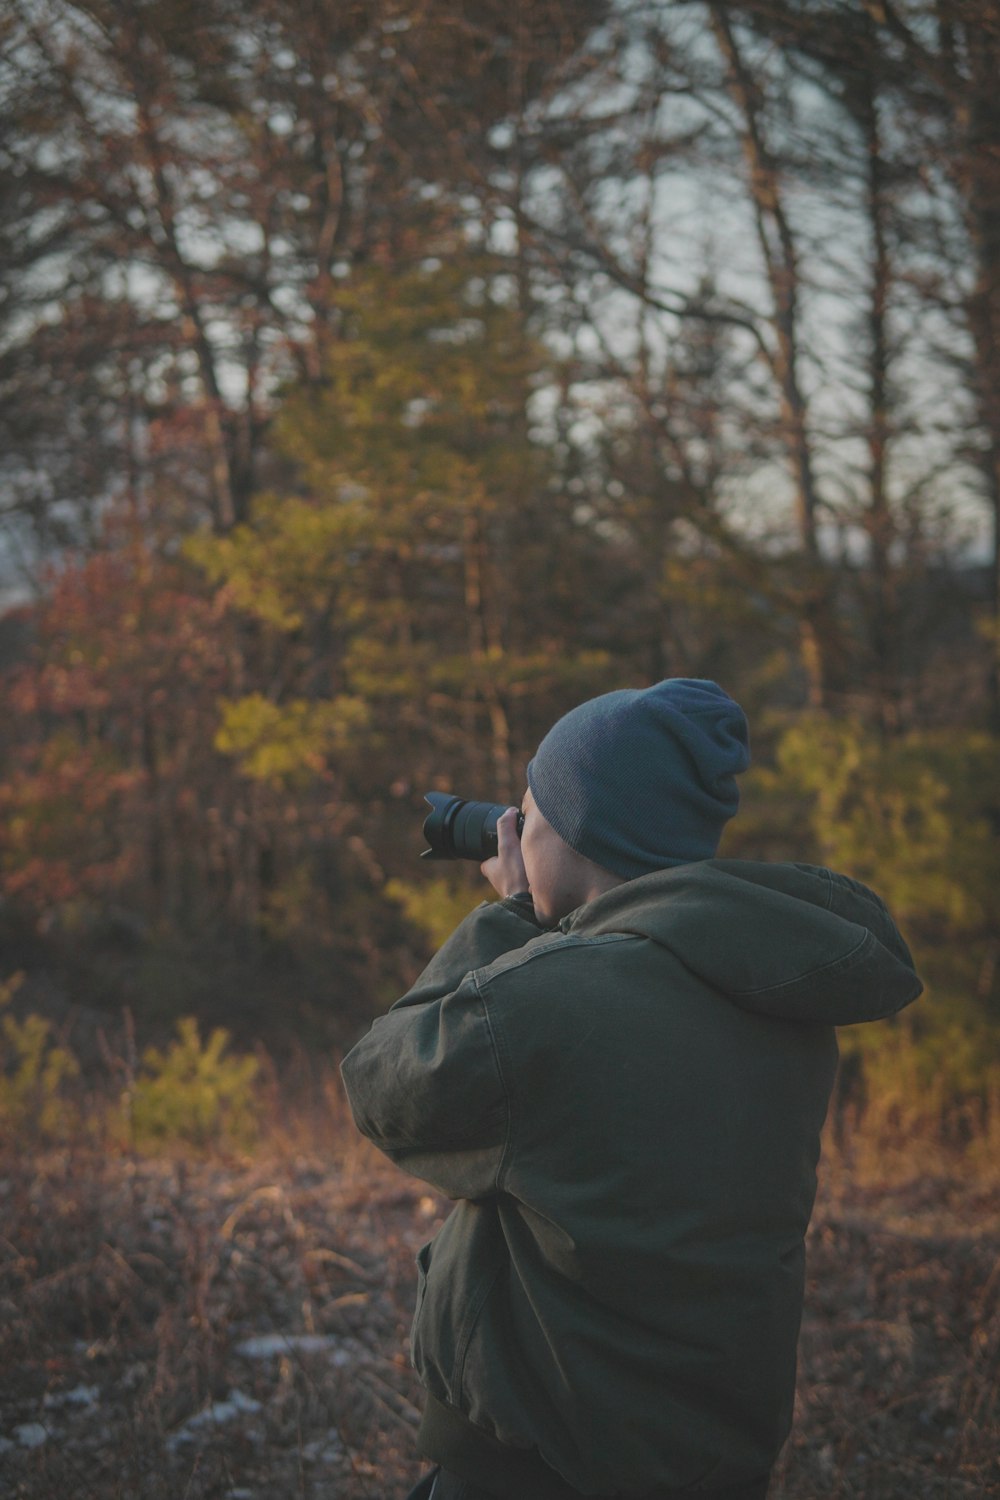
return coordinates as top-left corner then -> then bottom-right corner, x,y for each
772,720 -> 997,935
757,718 -> 1000,1108
129,1017 -> 259,1151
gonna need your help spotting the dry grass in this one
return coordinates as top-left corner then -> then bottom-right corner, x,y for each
1,1082 -> 998,1500
773,1156 -> 1000,1497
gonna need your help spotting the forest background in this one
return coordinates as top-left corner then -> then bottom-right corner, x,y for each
2,0 -> 998,1127
1,4 -> 1000,1497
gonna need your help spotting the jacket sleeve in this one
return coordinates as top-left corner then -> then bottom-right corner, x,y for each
339,897 -> 540,1198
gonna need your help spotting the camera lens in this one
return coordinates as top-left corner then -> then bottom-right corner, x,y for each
421,792 -> 523,862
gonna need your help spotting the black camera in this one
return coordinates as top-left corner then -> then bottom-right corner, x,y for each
421,792 -> 525,862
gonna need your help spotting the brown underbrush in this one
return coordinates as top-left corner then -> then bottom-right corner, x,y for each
1,1080 -> 997,1500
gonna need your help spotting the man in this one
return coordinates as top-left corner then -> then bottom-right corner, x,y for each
341,680 -> 923,1500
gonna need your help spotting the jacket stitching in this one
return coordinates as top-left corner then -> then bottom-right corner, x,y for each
820,866 -> 834,910
453,1258 -> 505,1397
477,980 -> 514,1193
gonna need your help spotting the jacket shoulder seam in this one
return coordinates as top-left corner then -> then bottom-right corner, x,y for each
472,929 -> 635,988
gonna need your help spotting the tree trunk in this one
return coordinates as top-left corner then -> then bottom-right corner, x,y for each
709,6 -> 832,708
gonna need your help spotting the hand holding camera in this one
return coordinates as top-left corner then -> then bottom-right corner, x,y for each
421,792 -> 530,902
479,806 -> 529,900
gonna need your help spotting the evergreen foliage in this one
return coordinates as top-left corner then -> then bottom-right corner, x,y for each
0,974 -> 79,1143
186,256 -> 617,810
130,1018 -> 259,1152
384,877 -> 486,952
751,719 -> 1000,1103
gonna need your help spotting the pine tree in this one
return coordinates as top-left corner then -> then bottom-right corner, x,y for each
187,253 -> 618,844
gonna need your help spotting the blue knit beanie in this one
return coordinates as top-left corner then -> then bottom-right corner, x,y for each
526,679 -> 750,878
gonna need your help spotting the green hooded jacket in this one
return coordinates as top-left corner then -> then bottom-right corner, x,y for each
341,860 -> 922,1497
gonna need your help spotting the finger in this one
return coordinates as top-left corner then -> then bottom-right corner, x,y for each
495,806 -> 520,852
496,810 -> 528,892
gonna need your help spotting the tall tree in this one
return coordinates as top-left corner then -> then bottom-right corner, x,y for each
714,0 -> 1000,723
499,0 -> 993,723
866,0 -> 1000,725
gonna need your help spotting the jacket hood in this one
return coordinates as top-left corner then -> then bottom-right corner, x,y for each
561,858 -> 923,1025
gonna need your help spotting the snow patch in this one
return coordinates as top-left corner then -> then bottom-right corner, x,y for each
14,1422 -> 49,1448
44,1384 -> 100,1409
166,1390 -> 262,1449
233,1333 -> 352,1365
301,1428 -> 344,1463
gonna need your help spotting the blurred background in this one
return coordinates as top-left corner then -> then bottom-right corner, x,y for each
2,6 -> 999,1498
1,0 -> 998,1143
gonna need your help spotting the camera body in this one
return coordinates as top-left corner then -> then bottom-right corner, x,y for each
421,792 -> 524,862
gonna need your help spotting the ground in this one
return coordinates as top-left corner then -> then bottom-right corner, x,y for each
1,1127 -> 997,1500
